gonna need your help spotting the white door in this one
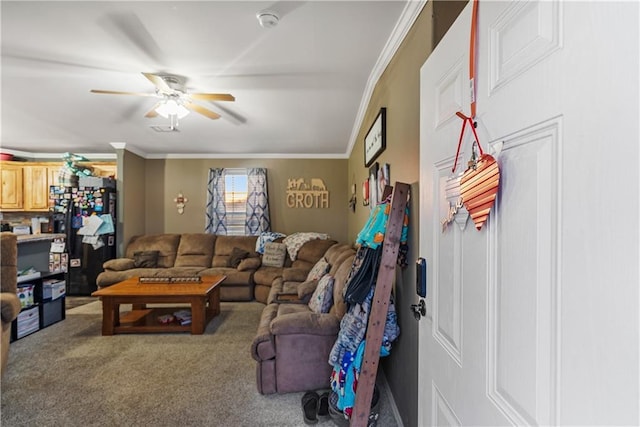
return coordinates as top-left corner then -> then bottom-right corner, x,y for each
418,1 -> 639,425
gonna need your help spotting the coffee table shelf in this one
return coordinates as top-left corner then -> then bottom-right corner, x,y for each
92,275 -> 225,335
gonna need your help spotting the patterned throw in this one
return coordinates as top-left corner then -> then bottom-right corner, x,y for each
255,232 -> 286,254
282,232 -> 330,261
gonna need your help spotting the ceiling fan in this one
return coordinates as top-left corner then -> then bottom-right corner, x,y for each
90,72 -> 234,121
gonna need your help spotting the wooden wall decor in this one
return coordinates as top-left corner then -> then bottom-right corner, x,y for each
286,177 -> 329,208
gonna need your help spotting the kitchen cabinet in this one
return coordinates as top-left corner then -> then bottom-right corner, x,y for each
0,161 -> 114,211
0,162 -> 24,209
23,165 -> 51,211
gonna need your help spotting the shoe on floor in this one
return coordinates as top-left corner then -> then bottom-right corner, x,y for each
317,391 -> 330,421
301,390 -> 319,425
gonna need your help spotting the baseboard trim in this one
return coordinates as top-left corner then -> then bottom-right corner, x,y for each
379,368 -> 404,427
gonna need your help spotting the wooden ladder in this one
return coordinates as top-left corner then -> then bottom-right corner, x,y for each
351,181 -> 410,427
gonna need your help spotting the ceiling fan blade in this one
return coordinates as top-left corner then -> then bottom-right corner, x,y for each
189,93 -> 235,102
103,13 -> 165,65
142,72 -> 172,93
91,89 -> 157,97
145,102 -> 161,118
184,102 -> 221,120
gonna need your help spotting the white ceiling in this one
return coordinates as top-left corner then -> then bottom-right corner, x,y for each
1,1 -> 422,159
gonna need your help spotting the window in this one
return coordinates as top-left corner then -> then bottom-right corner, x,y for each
206,168 -> 271,236
224,170 -> 248,236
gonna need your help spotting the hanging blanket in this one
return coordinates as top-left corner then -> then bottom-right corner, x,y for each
282,232 -> 330,261
255,232 -> 286,254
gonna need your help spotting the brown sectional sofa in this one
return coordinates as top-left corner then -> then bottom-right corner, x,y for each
252,243 -> 356,394
96,233 -> 338,303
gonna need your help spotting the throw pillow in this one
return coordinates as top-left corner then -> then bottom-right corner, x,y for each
133,250 -> 159,268
308,274 -> 335,313
306,257 -> 330,281
237,256 -> 261,271
227,247 -> 249,268
262,242 -> 287,267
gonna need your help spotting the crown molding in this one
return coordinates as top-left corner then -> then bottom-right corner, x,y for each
346,0 -> 427,158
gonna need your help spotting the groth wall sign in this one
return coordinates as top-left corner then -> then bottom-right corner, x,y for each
364,107 -> 386,167
286,178 -> 329,208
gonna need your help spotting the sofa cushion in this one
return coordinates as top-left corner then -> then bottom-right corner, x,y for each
253,266 -> 283,287
133,250 -> 159,268
271,306 -> 340,336
125,234 -> 181,268
262,242 -> 287,267
174,233 -> 216,267
306,257 -> 329,281
282,268 -> 308,282
328,248 -> 356,275
103,258 -> 135,271
228,247 -> 249,268
329,254 -> 356,320
282,232 -> 330,261
211,235 -> 258,267
292,237 -> 337,263
238,257 -> 261,271
308,274 -> 334,314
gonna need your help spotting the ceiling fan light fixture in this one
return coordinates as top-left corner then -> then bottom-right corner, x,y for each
156,99 -> 189,119
257,10 -> 279,28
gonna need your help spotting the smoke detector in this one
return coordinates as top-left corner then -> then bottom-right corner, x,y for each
256,10 -> 279,28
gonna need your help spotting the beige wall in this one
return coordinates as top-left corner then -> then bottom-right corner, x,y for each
117,149 -> 146,256
138,158 -> 348,243
346,2 -> 466,426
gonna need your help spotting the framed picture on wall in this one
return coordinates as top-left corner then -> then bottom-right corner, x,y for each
364,107 -> 386,167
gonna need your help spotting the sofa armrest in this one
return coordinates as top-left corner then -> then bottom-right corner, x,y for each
251,304 -> 279,361
103,258 -> 135,271
0,292 -> 21,325
270,311 -> 340,337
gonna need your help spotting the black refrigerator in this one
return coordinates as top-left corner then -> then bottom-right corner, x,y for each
49,182 -> 117,295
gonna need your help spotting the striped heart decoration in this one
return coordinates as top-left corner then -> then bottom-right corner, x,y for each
460,153 -> 500,230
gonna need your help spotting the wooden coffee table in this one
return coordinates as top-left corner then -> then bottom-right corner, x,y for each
91,276 -> 225,335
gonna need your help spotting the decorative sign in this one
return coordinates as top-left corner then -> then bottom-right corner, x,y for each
173,192 -> 188,214
441,173 -> 469,232
286,178 -> 329,209
364,108 -> 386,167
460,153 -> 500,230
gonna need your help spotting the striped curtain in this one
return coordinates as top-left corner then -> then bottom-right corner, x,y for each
205,168 -> 227,235
245,168 -> 271,235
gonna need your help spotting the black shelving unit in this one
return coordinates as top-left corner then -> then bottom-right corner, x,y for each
11,271 -> 66,341
13,235 -> 67,341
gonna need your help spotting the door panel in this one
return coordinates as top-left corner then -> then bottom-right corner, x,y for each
419,1 -> 638,425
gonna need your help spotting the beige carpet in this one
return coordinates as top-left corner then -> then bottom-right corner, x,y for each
1,301 -> 398,426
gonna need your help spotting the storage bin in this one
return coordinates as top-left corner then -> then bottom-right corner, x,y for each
17,284 -> 35,308
41,298 -> 65,327
43,279 -> 66,301
16,306 -> 40,339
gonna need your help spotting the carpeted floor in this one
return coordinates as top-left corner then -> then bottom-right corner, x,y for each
65,296 -> 99,310
1,301 -> 399,427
